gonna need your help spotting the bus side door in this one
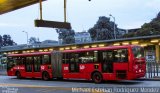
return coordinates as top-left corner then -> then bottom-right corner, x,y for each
25,57 -> 34,77
33,56 -> 41,78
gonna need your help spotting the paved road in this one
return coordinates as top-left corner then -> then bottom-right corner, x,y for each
0,76 -> 160,93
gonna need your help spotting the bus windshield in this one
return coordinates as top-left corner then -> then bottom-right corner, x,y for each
132,46 -> 144,58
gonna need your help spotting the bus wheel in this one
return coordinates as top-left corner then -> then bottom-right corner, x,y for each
16,71 -> 21,79
92,72 -> 103,83
42,72 -> 50,81
57,77 -> 63,80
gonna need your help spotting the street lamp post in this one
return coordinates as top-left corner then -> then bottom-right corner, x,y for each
109,14 -> 116,39
22,31 -> 29,46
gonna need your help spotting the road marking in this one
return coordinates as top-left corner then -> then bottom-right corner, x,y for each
0,83 -> 107,93
0,83 -> 54,88
0,83 -> 71,91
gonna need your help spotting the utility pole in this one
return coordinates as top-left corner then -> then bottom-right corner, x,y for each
109,14 -> 116,39
22,31 -> 29,47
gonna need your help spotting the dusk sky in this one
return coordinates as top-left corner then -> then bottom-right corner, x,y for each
0,0 -> 160,44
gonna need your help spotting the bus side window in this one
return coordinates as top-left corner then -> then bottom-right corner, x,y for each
15,57 -> 25,65
42,55 -> 51,64
114,49 -> 128,62
62,53 -> 66,64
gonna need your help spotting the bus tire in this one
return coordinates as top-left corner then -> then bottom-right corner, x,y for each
92,72 -> 103,83
57,77 -> 63,80
42,72 -> 50,81
15,71 -> 21,79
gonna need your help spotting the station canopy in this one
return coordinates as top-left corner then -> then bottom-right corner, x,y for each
0,0 -> 44,15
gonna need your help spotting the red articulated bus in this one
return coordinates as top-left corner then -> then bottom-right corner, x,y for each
7,45 -> 146,83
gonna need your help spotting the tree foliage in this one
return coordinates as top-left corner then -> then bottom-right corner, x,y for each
0,34 -> 16,47
123,12 -> 160,37
88,16 -> 118,41
29,37 -> 40,44
56,29 -> 75,44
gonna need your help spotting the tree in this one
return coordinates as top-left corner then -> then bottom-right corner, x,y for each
56,29 -> 75,44
123,12 -> 160,37
0,35 -> 2,47
88,16 -> 118,41
2,35 -> 16,46
29,37 -> 40,44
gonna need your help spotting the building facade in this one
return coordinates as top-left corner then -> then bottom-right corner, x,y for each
74,32 -> 92,43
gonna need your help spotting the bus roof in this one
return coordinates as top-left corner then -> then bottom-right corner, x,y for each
63,45 -> 139,53
8,52 -> 51,57
7,45 -> 141,56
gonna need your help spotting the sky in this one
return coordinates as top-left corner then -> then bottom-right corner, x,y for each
0,0 -> 160,44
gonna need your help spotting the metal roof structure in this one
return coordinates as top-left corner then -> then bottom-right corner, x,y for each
0,0 -> 45,15
1,35 -> 160,52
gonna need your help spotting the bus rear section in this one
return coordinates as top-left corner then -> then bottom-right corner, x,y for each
60,45 -> 146,83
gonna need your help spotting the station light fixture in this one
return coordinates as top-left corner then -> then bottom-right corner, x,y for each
98,44 -> 105,47
65,47 -> 70,50
141,44 -> 147,47
27,50 -> 30,53
23,51 -> 26,53
113,43 -> 120,46
49,48 -> 53,51
131,41 -> 139,45
122,42 -> 129,45
59,48 -> 64,51
151,39 -> 159,43
3,52 -> 7,55
44,49 -> 48,52
39,49 -> 43,52
8,52 -> 11,54
91,45 -> 97,48
84,45 -> 89,48
71,46 -> 77,49
14,51 -> 18,54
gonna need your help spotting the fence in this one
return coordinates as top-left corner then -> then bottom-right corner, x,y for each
145,61 -> 160,78
0,64 -> 7,70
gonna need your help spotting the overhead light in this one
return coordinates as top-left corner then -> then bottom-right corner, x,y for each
49,48 -> 53,51
91,45 -> 97,48
122,42 -> 129,45
59,48 -> 64,51
132,41 -> 139,45
23,51 -> 26,53
71,46 -> 77,49
65,47 -> 70,50
27,51 -> 30,53
39,49 -> 43,52
141,44 -> 147,47
98,44 -> 105,47
44,49 -> 48,52
30,50 -> 34,52
14,51 -> 18,54
84,45 -> 89,48
151,39 -> 159,43
3,52 -> 7,55
113,43 -> 120,46
8,52 -> 11,54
